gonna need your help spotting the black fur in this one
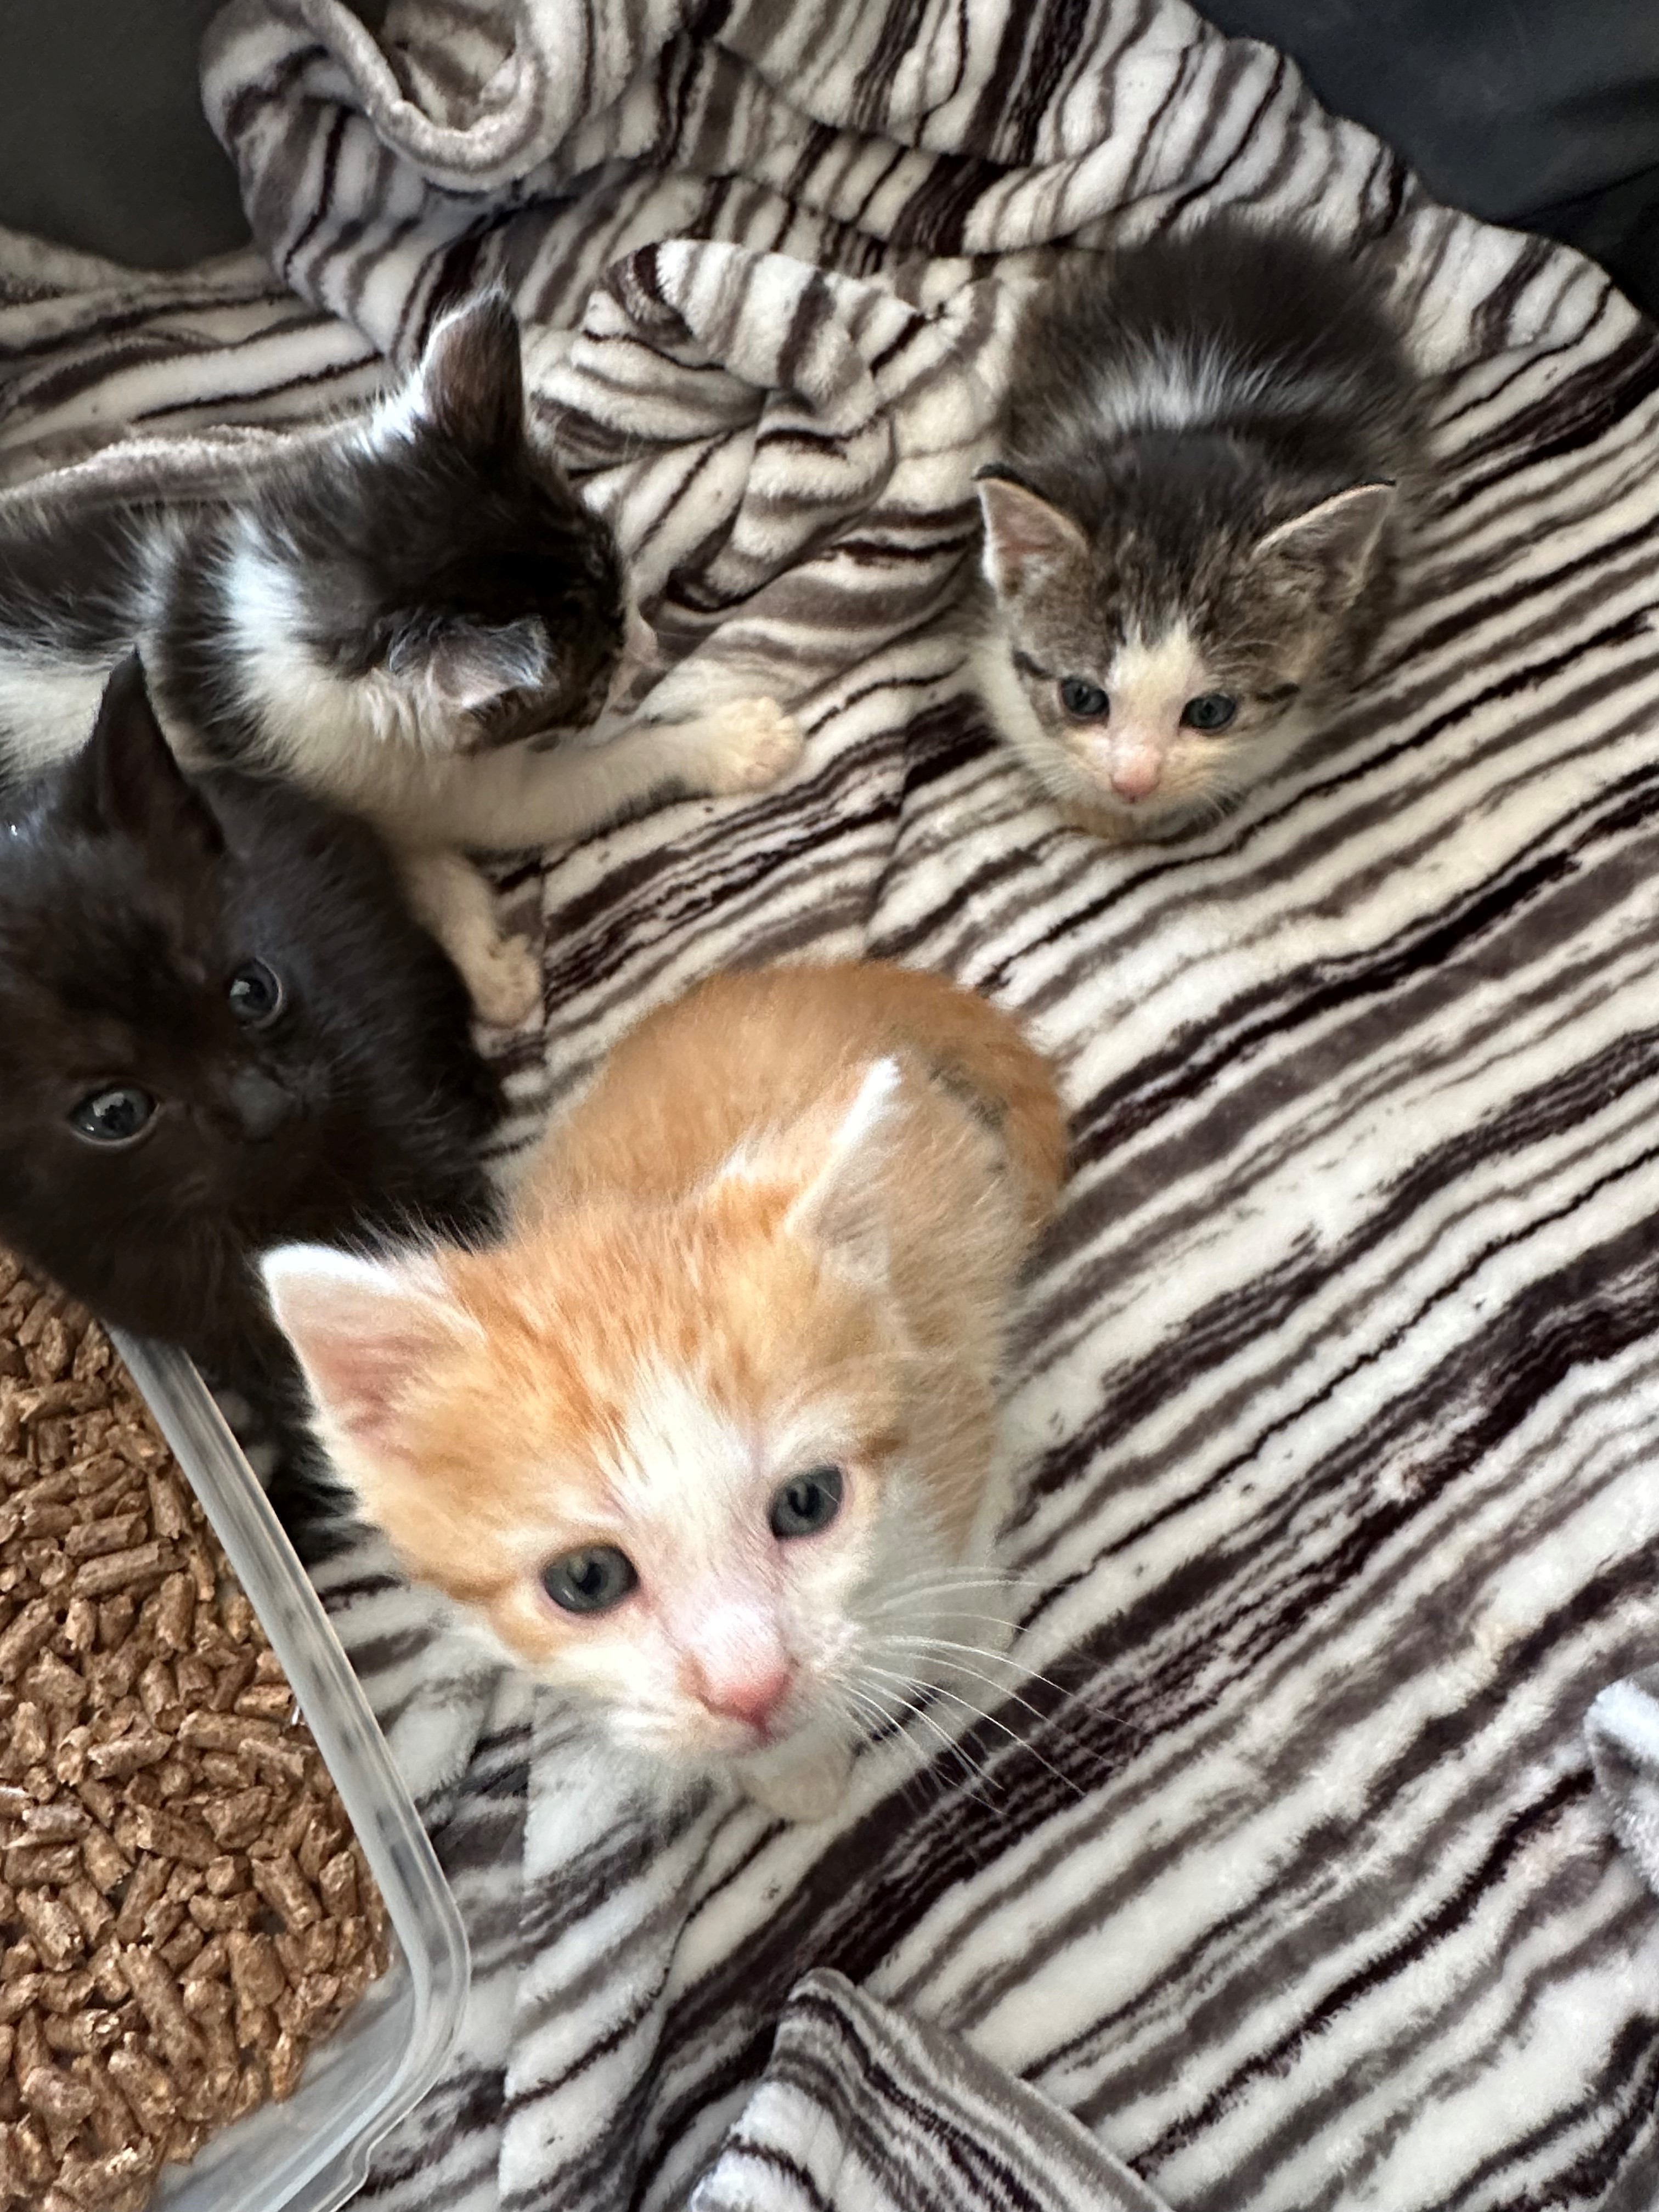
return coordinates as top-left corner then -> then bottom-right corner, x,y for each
0,294 -> 627,770
0,655 -> 503,1433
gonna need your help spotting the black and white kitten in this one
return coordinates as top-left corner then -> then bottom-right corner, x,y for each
0,653 -> 503,1424
973,212 -> 1426,836
0,295 -> 800,1023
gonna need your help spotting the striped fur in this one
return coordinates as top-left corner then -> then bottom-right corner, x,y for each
1,0 -> 1657,2203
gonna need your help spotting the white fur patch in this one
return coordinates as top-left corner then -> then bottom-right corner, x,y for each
220,518 -> 464,799
835,1057 -> 901,1153
1103,623 -> 1207,741
1086,337 -> 1278,443
360,370 -> 427,454
606,1361 -> 755,1544
0,650 -> 111,775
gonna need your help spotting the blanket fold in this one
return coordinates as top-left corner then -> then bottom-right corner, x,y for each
689,1973 -> 1175,2212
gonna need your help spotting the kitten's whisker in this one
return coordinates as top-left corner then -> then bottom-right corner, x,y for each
875,1633 -> 1082,1700
866,1573 -> 1041,1615
876,1567 -> 1045,1594
847,1682 -> 1002,1799
855,1662 -> 1091,1801
919,1688 -> 1093,1803
873,1629 -> 1029,1662
833,1677 -> 904,1734
871,1638 -> 1074,1736
877,1607 -> 1029,1633
847,1670 -> 999,1790
873,1699 -> 1002,1804
836,1683 -> 900,1740
878,1634 -> 1131,1743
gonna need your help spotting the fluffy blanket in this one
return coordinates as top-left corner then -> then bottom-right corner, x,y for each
4,0 -> 1659,2204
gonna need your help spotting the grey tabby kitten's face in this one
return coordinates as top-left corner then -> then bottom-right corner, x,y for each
975,471 -> 1393,829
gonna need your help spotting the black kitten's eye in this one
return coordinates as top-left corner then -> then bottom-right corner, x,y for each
68,1087 -> 156,1146
228,960 -> 284,1026
1058,677 -> 1109,719
541,1545 -> 637,1615
769,1465 -> 845,1541
1181,692 -> 1238,732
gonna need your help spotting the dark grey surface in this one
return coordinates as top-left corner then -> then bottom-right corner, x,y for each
1203,0 -> 1659,318
0,1 -> 249,268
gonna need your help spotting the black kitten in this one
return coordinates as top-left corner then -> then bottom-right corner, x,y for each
973,211 -> 1427,837
0,294 -> 802,1024
0,654 -> 503,1431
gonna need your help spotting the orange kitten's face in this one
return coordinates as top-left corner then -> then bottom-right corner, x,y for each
264,1121 -> 969,1788
373,1203 -> 926,1765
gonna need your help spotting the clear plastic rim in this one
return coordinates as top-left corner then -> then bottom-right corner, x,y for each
114,1333 -> 470,2212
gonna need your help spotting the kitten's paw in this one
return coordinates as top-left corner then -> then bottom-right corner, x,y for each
743,1743 -> 852,1824
398,848 -> 541,1028
696,697 -> 804,797
465,930 -> 541,1029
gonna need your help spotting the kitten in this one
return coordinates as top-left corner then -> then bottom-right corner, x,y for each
0,653 -> 502,1425
973,211 -> 1427,837
263,961 -> 1068,1822
0,293 -> 802,1025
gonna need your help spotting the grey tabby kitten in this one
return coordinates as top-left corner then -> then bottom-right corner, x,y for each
973,211 -> 1427,837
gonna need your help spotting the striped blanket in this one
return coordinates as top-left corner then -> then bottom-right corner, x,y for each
4,0 -> 1659,2203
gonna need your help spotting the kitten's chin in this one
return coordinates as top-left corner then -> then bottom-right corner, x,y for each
607,1697 -> 856,1820
739,1740 -> 854,1824
1060,788 -> 1228,844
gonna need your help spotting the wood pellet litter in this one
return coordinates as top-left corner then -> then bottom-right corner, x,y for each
0,1251 -> 388,2211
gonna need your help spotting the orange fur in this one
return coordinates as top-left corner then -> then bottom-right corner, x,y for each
266,961 -> 1067,1820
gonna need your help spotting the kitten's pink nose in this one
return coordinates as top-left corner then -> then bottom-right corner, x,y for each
1110,748 -> 1163,800
691,1655 -> 794,1735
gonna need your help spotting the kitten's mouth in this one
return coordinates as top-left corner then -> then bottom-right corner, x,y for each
1074,734 -> 1165,805
715,1707 -> 793,1754
700,1686 -> 808,1757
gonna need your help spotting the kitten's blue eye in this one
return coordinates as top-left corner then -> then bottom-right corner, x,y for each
541,1545 -> 637,1615
769,1466 -> 844,1540
1059,678 -> 1109,719
68,1087 -> 155,1146
1182,693 -> 1238,732
228,960 -> 284,1026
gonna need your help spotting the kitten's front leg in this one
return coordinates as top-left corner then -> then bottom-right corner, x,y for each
399,849 -> 541,1029
417,697 -> 805,852
386,701 -> 802,1024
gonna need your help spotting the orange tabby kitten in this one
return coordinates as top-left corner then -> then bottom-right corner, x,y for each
263,962 -> 1066,1820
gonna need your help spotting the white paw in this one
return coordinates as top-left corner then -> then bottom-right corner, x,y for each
697,697 -> 804,797
464,930 -> 541,1029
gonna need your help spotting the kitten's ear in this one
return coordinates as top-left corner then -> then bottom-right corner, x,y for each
387,613 -> 554,712
975,472 -> 1090,599
262,1245 -> 470,1468
416,291 -> 524,466
61,652 -> 223,862
782,1058 -> 904,1283
1252,483 -> 1395,601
